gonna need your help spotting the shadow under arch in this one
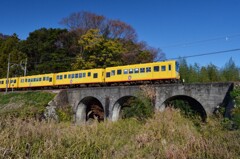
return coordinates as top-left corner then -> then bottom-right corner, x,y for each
75,96 -> 104,124
111,95 -> 138,121
162,95 -> 207,121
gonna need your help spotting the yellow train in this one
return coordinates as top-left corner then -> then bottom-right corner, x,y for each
0,60 -> 180,91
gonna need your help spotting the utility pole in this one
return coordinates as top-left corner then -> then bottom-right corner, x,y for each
20,58 -> 27,76
5,54 -> 10,94
24,58 -> 27,76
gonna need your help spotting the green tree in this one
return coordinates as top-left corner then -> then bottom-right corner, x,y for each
73,29 -> 125,69
188,63 -> 200,83
199,66 -> 210,83
179,58 -> 189,82
206,63 -> 220,82
221,58 -> 240,81
0,34 -> 26,78
20,28 -> 72,74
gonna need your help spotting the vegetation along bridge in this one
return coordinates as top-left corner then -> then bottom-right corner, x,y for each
49,82 -> 234,124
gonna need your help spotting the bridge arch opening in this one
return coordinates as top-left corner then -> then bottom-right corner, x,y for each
76,96 -> 104,124
112,95 -> 153,121
162,95 -> 207,121
112,96 -> 137,121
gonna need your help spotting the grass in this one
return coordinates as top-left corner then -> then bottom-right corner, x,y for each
0,92 -> 55,119
0,108 -> 239,159
0,90 -> 240,158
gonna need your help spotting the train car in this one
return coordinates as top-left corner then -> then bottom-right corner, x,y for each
0,77 -> 19,91
105,60 -> 180,84
54,68 -> 105,86
18,73 -> 55,89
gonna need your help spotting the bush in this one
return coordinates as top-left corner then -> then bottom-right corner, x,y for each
231,86 -> 240,129
121,86 -> 154,121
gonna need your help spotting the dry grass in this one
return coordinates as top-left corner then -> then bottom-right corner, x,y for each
1,108 -> 240,159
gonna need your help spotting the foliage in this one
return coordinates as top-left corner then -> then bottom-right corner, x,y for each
179,57 -> 240,83
73,29 -> 125,69
56,105 -> 74,122
0,35 -> 27,78
0,109 -> 240,158
121,86 -> 155,121
167,99 -> 201,119
20,28 -> 73,74
222,58 -> 240,81
231,86 -> 240,129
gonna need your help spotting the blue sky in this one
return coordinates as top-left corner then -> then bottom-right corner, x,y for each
1,0 -> 240,68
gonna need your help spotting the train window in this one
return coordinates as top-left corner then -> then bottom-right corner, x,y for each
146,67 -> 151,72
46,77 -> 49,81
71,74 -> 74,78
14,80 -> 16,83
43,77 -> 45,81
129,69 -> 133,74
68,74 -> 71,79
124,69 -> 128,74
93,73 -> 98,78
57,75 -> 59,80
140,68 -> 145,73
59,75 -> 62,80
28,79 -> 30,82
83,73 -> 86,78
106,72 -> 110,78
117,69 -> 122,75
169,65 -> 172,71
25,79 -> 27,82
64,74 -> 67,79
21,79 -> 24,83
79,73 -> 82,78
154,66 -> 159,72
88,72 -> 91,77
161,66 -> 166,71
49,77 -> 52,82
111,70 -> 115,76
36,78 -> 39,82
75,73 -> 79,78
39,78 -> 42,81
134,68 -> 139,73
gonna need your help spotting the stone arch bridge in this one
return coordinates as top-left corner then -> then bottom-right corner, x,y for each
50,83 -> 234,124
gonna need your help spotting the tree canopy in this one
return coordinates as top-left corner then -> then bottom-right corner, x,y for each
179,58 -> 240,83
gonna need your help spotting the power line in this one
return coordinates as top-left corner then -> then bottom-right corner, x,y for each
161,34 -> 240,49
170,48 -> 240,60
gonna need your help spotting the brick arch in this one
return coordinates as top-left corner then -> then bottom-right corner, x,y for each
160,95 -> 207,121
111,95 -> 138,121
75,96 -> 104,124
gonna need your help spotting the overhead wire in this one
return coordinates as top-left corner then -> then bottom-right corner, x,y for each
160,33 -> 240,49
169,48 -> 240,60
